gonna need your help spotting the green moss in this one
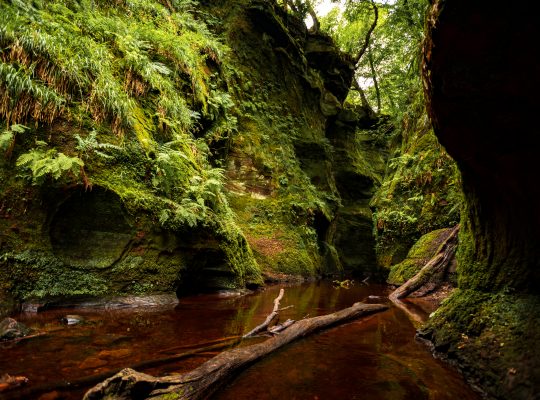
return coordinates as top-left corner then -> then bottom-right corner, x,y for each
423,289 -> 540,399
131,105 -> 156,153
156,393 -> 182,400
372,87 -> 461,268
3,250 -> 109,300
0,0 -> 383,301
228,192 -> 321,277
387,228 -> 452,285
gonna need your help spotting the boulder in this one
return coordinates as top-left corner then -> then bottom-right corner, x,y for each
0,318 -> 31,341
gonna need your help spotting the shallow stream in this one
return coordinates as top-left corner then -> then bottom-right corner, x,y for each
0,282 -> 479,399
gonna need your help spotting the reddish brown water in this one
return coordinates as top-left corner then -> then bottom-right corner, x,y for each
0,282 -> 479,399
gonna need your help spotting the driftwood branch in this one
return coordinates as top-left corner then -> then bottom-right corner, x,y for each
243,288 -> 284,338
268,318 -> 295,334
83,302 -> 388,400
390,225 -> 460,301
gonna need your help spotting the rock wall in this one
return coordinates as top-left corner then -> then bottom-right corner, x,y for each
371,88 -> 461,269
421,1 -> 540,397
202,0 -> 387,279
0,0 -> 386,310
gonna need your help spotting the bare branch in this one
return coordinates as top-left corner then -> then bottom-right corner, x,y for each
243,288 -> 285,338
353,0 -> 379,67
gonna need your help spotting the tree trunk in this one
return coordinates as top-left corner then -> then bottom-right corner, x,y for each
83,302 -> 388,400
390,225 -> 459,301
352,79 -> 374,114
367,45 -> 381,113
306,1 -> 320,34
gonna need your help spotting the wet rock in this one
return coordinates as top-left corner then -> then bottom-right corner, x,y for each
216,289 -> 252,298
319,90 -> 341,117
0,374 -> 28,392
61,314 -> 85,325
0,318 -> 31,341
34,294 -> 179,312
21,302 -> 43,313
102,294 -> 179,310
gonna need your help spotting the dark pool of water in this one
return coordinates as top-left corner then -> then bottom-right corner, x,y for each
0,282 -> 479,399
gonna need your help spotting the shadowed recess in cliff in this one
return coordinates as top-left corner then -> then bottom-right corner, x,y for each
50,188 -> 134,269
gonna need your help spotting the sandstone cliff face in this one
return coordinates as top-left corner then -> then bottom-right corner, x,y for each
0,0 -> 385,310
421,1 -> 540,397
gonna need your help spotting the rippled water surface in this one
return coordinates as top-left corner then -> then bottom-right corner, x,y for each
0,282 -> 479,399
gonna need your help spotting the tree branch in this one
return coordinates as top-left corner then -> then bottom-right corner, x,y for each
243,288 -> 284,338
83,302 -> 388,400
367,44 -> 381,112
389,225 -> 460,301
353,0 -> 379,67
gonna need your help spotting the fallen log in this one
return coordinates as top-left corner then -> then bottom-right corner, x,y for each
0,339 -> 240,400
243,288 -> 284,338
390,225 -> 459,301
2,290 -> 287,399
84,302 -> 388,400
158,336 -> 242,355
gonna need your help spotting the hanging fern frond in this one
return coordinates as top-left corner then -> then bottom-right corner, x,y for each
16,143 -> 83,185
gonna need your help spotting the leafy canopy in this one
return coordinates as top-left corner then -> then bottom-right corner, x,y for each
320,0 -> 429,116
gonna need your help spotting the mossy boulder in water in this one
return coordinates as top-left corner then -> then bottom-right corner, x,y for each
387,228 -> 456,286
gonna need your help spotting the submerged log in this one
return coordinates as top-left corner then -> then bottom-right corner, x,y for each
84,302 -> 388,400
390,225 -> 459,301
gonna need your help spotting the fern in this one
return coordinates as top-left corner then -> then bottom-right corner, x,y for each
75,130 -> 123,160
0,0 -> 228,134
16,143 -> 83,185
0,124 -> 29,155
0,130 -> 14,153
186,168 -> 225,208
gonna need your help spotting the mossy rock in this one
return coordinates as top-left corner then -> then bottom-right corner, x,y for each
421,289 -> 540,399
387,227 -> 454,285
371,86 -> 461,270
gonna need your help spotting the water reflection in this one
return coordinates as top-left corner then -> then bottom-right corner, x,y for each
0,282 -> 478,399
